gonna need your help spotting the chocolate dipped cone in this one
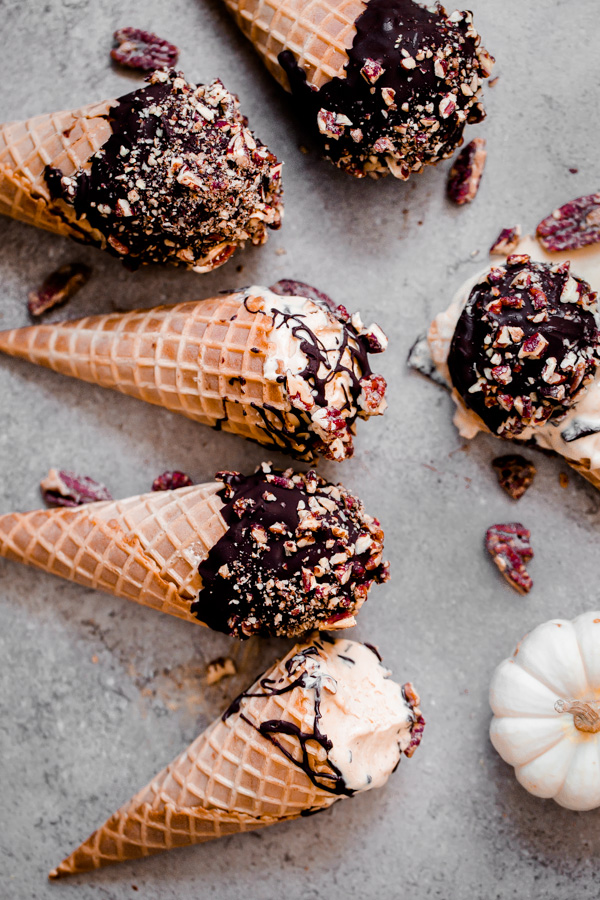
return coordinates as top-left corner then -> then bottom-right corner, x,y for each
0,284 -> 388,462
50,636 -> 424,877
0,69 -> 282,271
0,465 -> 389,638
223,0 -> 493,178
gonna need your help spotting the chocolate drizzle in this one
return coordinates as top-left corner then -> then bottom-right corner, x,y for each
224,644 -> 352,796
278,0 -> 492,178
247,288 -> 386,461
44,69 -> 283,269
448,256 -> 600,438
191,464 -> 389,639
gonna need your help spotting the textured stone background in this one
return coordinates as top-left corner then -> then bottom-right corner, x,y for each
1,0 -> 599,897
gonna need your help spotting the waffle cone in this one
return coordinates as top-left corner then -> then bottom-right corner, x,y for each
0,294 -> 293,452
0,101 -> 114,240
50,645 -> 339,876
223,0 -> 365,90
0,483 -> 228,624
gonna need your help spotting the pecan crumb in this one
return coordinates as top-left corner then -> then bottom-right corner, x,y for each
447,137 -> 487,205
111,27 -> 179,72
28,263 -> 91,317
490,225 -> 522,256
205,656 -> 237,685
491,455 -> 536,500
40,469 -> 113,507
485,523 -> 533,594
152,471 -> 194,491
559,472 -> 569,489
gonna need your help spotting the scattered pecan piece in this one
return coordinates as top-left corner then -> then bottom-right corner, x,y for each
152,471 -> 194,492
111,27 -> 179,72
447,137 -> 487,205
205,657 -> 237,685
491,455 -> 536,500
40,469 -> 113,507
490,225 -> 522,256
485,523 -> 533,594
28,263 -> 91,317
536,193 -> 600,251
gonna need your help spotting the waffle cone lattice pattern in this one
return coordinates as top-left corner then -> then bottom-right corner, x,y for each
0,102 -> 113,239
51,647 -> 339,875
0,294 -> 291,450
0,484 -> 226,622
223,0 -> 366,90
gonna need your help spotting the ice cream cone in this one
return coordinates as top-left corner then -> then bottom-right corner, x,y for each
223,0 -> 366,91
0,482 -> 226,624
0,70 -> 283,270
222,0 -> 492,178
0,284 -> 388,462
419,247 -> 600,492
0,465 -> 390,637
50,636 -> 424,876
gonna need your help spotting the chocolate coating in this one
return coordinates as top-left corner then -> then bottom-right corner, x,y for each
448,255 -> 600,437
45,69 -> 283,269
191,465 -> 389,638
279,0 -> 492,178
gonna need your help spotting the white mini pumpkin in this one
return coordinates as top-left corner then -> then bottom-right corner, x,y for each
489,610 -> 600,811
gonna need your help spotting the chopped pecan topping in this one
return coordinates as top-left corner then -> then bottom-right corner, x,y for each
191,463 -> 388,639
448,256 -> 600,437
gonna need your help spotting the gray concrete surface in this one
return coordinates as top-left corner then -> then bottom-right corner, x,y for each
1,0 -> 599,897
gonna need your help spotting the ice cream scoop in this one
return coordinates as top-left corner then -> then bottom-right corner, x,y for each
50,634 -> 424,877
0,282 -> 387,462
0,68 -> 283,271
0,463 -> 389,638
223,0 -> 493,178
420,249 -> 600,488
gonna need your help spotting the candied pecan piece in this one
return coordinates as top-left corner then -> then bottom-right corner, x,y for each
111,27 -> 179,71
447,138 -> 487,205
490,225 -> 522,256
152,471 -> 194,491
491,455 -> 536,500
40,469 -> 113,507
536,193 -> 600,251
28,262 -> 91,317
485,523 -> 533,594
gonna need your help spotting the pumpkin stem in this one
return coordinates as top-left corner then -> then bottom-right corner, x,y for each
555,699 -> 600,734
